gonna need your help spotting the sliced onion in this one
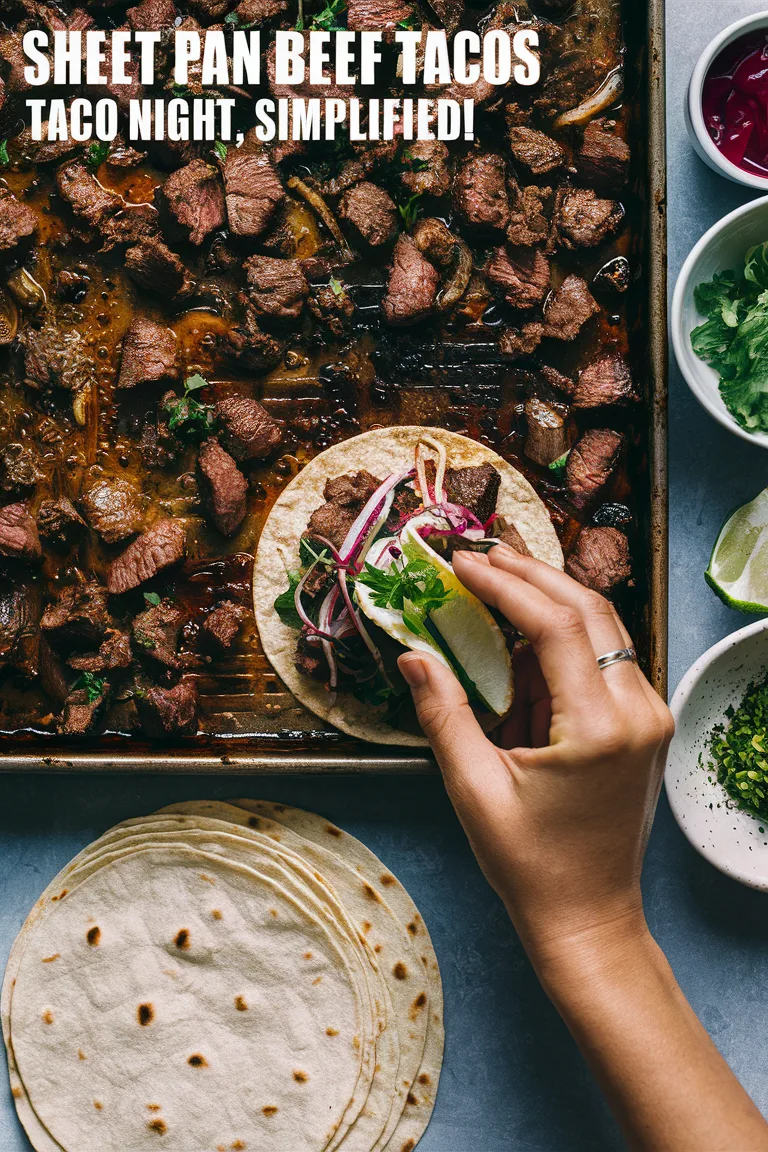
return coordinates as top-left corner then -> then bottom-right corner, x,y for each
294,556 -> 333,639
338,469 -> 412,566
317,585 -> 340,690
553,67 -> 624,129
415,437 -> 447,506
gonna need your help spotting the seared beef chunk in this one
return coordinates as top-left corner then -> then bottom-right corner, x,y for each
107,519 -> 186,594
125,237 -> 195,299
572,353 -> 637,408
486,246 -> 550,309
197,438 -> 248,537
566,527 -> 631,595
576,120 -> 631,191
202,601 -> 246,649
508,127 -> 566,176
506,184 -> 553,248
80,477 -> 145,544
135,679 -> 199,737
347,0 -> 414,29
42,582 -> 110,648
69,630 -> 133,673
118,319 -> 180,389
19,321 -> 95,392
127,0 -> 177,29
132,600 -> 184,667
499,323 -> 543,360
535,56 -> 609,120
524,398 -> 574,467
566,429 -> 624,509
428,0 -> 463,34
39,634 -> 70,706
339,183 -> 398,246
296,627 -> 329,681
0,580 -> 41,675
56,161 -> 119,228
0,187 -> 36,250
307,470 -> 382,550
0,33 -> 32,93
382,236 -> 439,326
542,275 -> 599,340
0,444 -> 42,493
445,464 -> 500,524
412,217 -> 456,267
453,154 -> 510,231
159,159 -> 225,245
401,141 -> 451,197
234,0 -> 287,19
224,142 -> 285,238
0,504 -> 41,563
539,364 -> 574,396
492,517 -> 531,556
139,416 -> 181,469
593,256 -> 631,295
58,683 -> 109,737
215,396 -> 282,462
553,186 -> 624,250
308,281 -> 355,335
244,256 -> 309,322
224,303 -> 285,374
37,497 -> 86,549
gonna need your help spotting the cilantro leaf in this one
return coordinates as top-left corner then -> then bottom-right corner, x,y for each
72,671 -> 106,703
86,141 -> 110,169
163,375 -> 216,436
143,591 -> 162,607
213,140 -> 228,160
397,192 -> 422,230
357,558 -> 454,618
548,450 -> 570,479
274,572 -> 303,630
309,0 -> 346,30
0,140 -> 9,167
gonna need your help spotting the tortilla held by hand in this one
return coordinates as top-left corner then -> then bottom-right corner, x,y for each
253,426 -> 563,746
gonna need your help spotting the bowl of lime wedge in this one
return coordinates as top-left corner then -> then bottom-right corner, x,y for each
706,486 -> 768,612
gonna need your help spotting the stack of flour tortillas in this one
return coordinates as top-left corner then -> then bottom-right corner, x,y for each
2,800 -> 443,1152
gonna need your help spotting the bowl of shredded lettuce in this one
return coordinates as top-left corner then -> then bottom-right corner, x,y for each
672,195 -> 768,446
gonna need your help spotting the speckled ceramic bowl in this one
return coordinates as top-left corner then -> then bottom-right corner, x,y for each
666,620 -> 768,891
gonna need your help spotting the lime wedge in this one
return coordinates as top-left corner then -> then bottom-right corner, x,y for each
706,488 -> 768,612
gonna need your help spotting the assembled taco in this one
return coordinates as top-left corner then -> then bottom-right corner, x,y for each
254,427 -> 564,746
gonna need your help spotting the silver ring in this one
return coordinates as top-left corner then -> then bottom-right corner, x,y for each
596,647 -> 637,671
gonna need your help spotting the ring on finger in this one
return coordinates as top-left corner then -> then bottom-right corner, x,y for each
597,647 -> 637,671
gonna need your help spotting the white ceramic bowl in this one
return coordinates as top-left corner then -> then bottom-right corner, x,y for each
685,11 -> 768,190
671,195 -> 768,448
666,619 -> 768,891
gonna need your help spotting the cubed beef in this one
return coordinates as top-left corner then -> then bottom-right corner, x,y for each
401,141 -> 451,197
453,154 -> 510,231
492,516 -> 532,556
572,353 -> 637,408
542,275 -> 599,341
139,418 -> 181,470
445,464 -> 500,523
566,429 -> 624,509
19,321 -> 95,392
428,0 -> 463,34
37,497 -> 86,549
234,0 -> 287,20
244,256 -> 309,322
188,0 -> 232,17
223,301 -> 286,374
79,477 -> 145,544
486,246 -> 550,310
159,159 -> 225,245
339,182 -> 398,246
215,396 -> 282,462
197,438 -> 248,537
68,630 -> 133,673
382,235 -> 440,326
202,601 -> 246,649
576,120 -> 631,191
125,237 -> 195,299
412,217 -> 456,268
117,319 -> 180,389
56,161 -> 121,229
0,32 -> 35,93
0,444 -> 42,493
524,398 -> 574,467
593,256 -> 631,295
224,142 -> 285,238
535,56 -> 607,120
100,203 -> 159,250
296,628 -> 329,681
136,678 -> 199,737
553,186 -> 624,250
0,503 -> 41,563
132,600 -> 185,668
107,519 -> 186,594
508,126 -> 566,176
308,281 -> 355,336
499,323 -> 543,360
127,0 -> 177,28
39,634 -> 71,707
0,579 -> 41,676
566,526 -> 631,595
58,684 -> 109,737
42,582 -> 110,648
506,184 -> 553,248
347,0 -> 414,31
0,187 -> 36,250
306,470 -> 382,550
504,102 -> 532,129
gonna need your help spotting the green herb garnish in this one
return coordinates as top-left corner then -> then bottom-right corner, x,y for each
309,0 -> 346,31
213,140 -> 228,160
329,276 -> 344,297
0,140 -> 9,167
224,12 -> 255,27
548,450 -> 570,479
705,673 -> 768,822
397,15 -> 415,29
402,149 -> 429,173
143,592 -> 162,607
163,374 -> 216,436
274,572 -> 304,630
397,193 -> 422,230
72,671 -> 106,703
86,141 -> 110,169
357,557 -> 454,641
135,633 -> 157,651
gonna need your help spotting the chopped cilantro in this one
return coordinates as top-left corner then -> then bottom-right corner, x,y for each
86,141 -> 110,169
309,0 -> 346,31
72,671 -> 106,703
357,558 -> 453,641
163,374 -> 216,437
274,572 -> 304,630
224,12 -> 255,26
397,192 -> 422,230
0,140 -> 9,167
548,450 -> 570,479
213,140 -> 228,160
143,592 -> 162,607
705,674 -> 768,822
329,276 -> 344,297
135,633 -> 157,651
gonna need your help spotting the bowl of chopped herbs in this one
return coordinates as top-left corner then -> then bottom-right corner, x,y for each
667,618 -> 768,890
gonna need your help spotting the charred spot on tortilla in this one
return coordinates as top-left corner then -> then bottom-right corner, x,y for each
326,1027 -> 339,1036
174,928 -> 190,949
407,1092 -> 418,1106
303,951 -> 313,960
247,816 -> 260,828
138,1003 -> 154,1026
147,1104 -> 162,1111
418,1073 -> 431,1086
393,962 -> 408,980
78,1049 -> 87,1060
148,1118 -> 167,1135
362,883 -> 380,902
262,1106 -> 278,1117
407,921 -> 418,936
211,909 -> 223,920
199,873 -> 215,885
187,1053 -> 208,1067
269,908 -> 278,918
411,992 -> 427,1018
42,1009 -> 54,1024
325,824 -> 342,837
93,1100 -> 103,1110
41,953 -> 60,962
86,926 -> 101,946
380,873 -> 396,886
11,1087 -> 21,1100
234,995 -> 248,1011
293,1070 -> 308,1083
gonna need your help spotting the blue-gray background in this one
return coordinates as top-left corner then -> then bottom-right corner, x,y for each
2,3 -> 768,1149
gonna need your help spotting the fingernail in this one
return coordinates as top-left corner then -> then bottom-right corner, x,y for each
454,549 -> 482,563
399,655 -> 427,688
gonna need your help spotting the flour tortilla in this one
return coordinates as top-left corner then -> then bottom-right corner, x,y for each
253,426 -> 563,746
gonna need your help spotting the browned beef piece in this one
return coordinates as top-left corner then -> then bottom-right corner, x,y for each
566,429 -> 624,509
307,470 -> 382,550
0,32 -> 35,92
428,0 -> 462,33
539,364 -> 574,396
566,526 -> 631,595
576,120 -> 631,191
0,187 -> 36,250
37,497 -> 86,549
215,396 -> 282,462
42,582 -> 110,648
0,579 -> 41,676
107,519 -> 186,594
508,127 -> 566,177
39,633 -> 70,705
492,517 -> 532,556
486,246 -> 550,310
244,256 -> 309,322
224,143 -> 285,238
0,504 -> 41,563
159,160 -> 225,246
0,444 -> 42,493
412,217 -> 456,267
295,628 -> 329,681
234,0 -> 287,20
188,0 -> 233,17
117,319 -> 180,389
524,398 -> 574,467
197,439 -> 248,537
401,141 -> 451,197
19,321 -> 95,392
132,600 -> 184,668
339,183 -> 398,246
593,256 -> 631,295
572,353 -> 637,408
100,203 -> 159,250
139,417 -> 180,470
308,282 -> 355,336
125,237 -> 195,299
506,185 -> 553,248
136,678 -> 198,738
453,154 -> 510,231
58,684 -> 109,737
347,0 -> 414,30
504,102 -> 532,129
224,303 -> 286,374
542,275 -> 599,341
80,477 -> 145,544
56,161 -> 121,229
445,464 -> 500,523
535,56 -> 608,120
69,630 -> 133,673
499,323 -> 543,360
382,236 -> 439,327
55,269 -> 89,303
202,601 -> 246,650
127,0 -> 177,28
554,187 -> 624,250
